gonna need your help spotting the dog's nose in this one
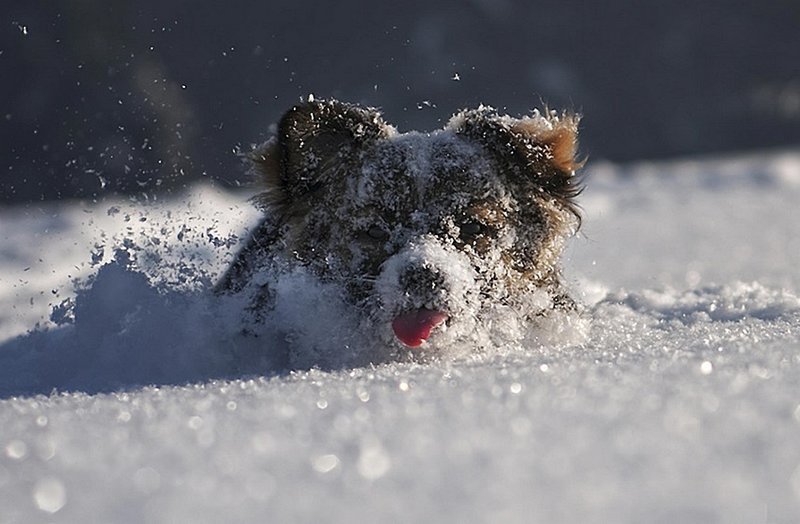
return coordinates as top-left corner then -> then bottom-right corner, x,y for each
398,265 -> 447,294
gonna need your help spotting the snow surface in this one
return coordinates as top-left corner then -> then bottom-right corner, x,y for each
1,151 -> 800,523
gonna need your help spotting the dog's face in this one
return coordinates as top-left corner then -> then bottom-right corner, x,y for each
249,100 -> 581,350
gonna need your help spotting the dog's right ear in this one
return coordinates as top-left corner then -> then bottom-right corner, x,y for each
250,99 -> 392,214
448,105 -> 583,224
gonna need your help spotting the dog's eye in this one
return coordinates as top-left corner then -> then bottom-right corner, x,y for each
459,221 -> 484,239
361,225 -> 390,242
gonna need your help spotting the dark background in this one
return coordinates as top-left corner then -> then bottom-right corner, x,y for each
2,1 -> 799,203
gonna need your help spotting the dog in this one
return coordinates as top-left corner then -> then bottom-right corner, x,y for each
217,98 -> 582,362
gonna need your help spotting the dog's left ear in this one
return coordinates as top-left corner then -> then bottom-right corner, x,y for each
250,99 -> 392,214
449,106 -> 583,212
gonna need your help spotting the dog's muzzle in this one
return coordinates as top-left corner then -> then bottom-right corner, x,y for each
376,235 -> 479,348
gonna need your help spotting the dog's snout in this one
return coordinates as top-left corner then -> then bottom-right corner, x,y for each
376,236 -> 480,322
398,265 -> 447,294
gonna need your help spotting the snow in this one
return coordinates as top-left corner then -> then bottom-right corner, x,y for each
2,151 -> 800,522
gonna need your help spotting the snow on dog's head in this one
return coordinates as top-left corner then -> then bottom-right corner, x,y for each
221,99 -> 583,358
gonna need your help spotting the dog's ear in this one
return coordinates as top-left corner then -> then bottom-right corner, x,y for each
449,106 -> 583,215
251,99 -> 391,213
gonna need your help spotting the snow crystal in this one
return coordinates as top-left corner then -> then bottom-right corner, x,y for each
5,440 -> 27,460
311,453 -> 340,474
33,477 -> 67,514
356,438 -> 392,480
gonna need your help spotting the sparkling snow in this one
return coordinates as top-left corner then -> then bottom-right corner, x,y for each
1,151 -> 800,523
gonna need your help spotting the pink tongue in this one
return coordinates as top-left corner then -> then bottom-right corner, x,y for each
391,309 -> 449,348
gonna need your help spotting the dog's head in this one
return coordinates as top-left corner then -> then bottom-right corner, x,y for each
251,99 -> 582,350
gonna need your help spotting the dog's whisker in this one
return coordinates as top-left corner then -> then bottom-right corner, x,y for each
351,275 -> 379,283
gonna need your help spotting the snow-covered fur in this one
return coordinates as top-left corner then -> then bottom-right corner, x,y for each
218,99 -> 583,359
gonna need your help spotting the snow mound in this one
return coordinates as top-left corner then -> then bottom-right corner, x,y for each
0,259 -> 236,397
603,282 -> 800,324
